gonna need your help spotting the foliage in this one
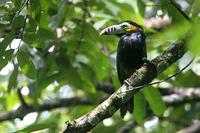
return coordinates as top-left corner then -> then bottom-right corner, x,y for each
0,0 -> 200,132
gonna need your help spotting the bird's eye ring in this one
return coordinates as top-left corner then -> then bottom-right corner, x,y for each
121,24 -> 129,29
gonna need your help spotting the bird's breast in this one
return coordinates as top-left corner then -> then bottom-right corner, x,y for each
117,32 -> 146,69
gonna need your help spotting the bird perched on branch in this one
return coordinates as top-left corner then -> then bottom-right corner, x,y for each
100,21 -> 146,118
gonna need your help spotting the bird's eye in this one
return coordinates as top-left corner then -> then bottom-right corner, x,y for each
121,24 -> 129,29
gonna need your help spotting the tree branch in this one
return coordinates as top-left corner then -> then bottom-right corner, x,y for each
63,40 -> 186,133
17,88 -> 30,108
1,86 -> 200,125
96,82 -> 115,94
177,121 -> 200,133
163,87 -> 200,106
0,97 -> 92,122
117,120 -> 135,133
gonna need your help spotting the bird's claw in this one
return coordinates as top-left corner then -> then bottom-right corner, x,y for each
124,79 -> 131,86
142,57 -> 149,63
123,79 -> 134,91
142,57 -> 155,65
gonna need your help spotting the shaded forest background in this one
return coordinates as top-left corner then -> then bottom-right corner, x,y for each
0,0 -> 200,132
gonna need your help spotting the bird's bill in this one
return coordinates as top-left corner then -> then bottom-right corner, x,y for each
99,24 -> 123,36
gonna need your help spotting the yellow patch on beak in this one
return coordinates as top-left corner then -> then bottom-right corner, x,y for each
126,26 -> 138,31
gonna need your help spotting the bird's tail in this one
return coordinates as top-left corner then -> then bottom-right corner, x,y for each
120,96 -> 134,118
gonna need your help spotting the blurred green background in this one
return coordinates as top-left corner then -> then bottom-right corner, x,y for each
0,0 -> 200,132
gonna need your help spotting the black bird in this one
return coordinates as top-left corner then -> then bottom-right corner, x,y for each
100,21 -> 146,118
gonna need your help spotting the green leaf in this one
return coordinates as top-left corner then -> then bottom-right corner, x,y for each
50,2 -> 74,29
12,15 -> 25,30
114,3 -> 135,20
188,25 -> 200,55
24,27 -> 55,48
62,67 -> 84,89
27,17 -> 37,32
0,57 -> 7,70
38,28 -> 56,40
35,72 -> 60,99
133,91 -> 146,124
0,32 -> 14,57
144,86 -> 166,115
23,32 -> 44,48
6,90 -> 19,110
13,0 -> 22,10
38,10 -> 50,28
7,64 -> 18,93
79,63 -> 96,94
83,22 -> 100,42
0,49 -> 14,70
30,0 -> 41,22
190,1 -> 200,17
4,49 -> 14,61
137,0 -> 145,16
17,51 -> 37,79
15,123 -> 56,133
102,1 -> 120,16
153,22 -> 191,44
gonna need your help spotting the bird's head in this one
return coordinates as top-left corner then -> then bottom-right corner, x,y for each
100,21 -> 143,36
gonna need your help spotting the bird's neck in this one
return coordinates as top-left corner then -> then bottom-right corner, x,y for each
116,30 -> 142,37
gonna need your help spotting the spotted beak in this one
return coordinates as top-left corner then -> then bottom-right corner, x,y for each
99,24 -> 123,36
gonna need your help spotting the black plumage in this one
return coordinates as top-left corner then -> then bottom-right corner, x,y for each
100,21 -> 146,118
117,26 -> 146,118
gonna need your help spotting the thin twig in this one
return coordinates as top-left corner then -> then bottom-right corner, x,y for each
14,1 -> 30,107
72,0 -> 88,59
14,0 -> 29,55
146,0 -> 193,23
170,0 -> 193,23
149,57 -> 194,85
17,88 -> 30,108
14,0 -> 29,17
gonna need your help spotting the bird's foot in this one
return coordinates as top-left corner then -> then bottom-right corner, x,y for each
124,79 -> 131,86
142,57 -> 157,68
142,57 -> 149,63
123,79 -> 135,92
